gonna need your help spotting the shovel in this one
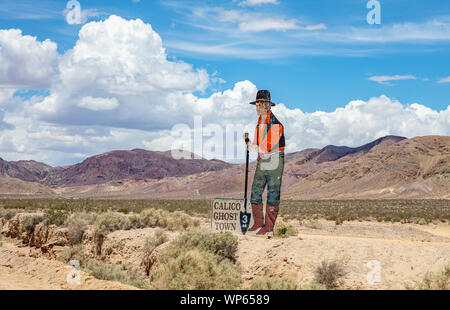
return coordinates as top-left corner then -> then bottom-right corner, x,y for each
240,135 -> 252,234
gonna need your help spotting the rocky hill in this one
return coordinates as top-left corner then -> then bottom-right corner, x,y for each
0,135 -> 448,199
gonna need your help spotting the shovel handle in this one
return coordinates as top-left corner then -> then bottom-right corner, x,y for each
244,148 -> 249,207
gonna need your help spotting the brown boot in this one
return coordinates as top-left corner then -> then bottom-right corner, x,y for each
257,204 -> 279,235
248,203 -> 264,231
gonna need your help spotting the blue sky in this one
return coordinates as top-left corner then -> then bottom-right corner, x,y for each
0,0 -> 449,165
2,0 -> 449,111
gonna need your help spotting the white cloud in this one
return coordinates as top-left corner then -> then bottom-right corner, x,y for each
339,18 -> 450,43
238,0 -> 279,6
78,96 -> 120,111
31,15 -> 210,130
368,75 -> 416,85
438,76 -> 450,83
0,29 -> 59,88
0,16 -> 448,167
272,95 -> 450,152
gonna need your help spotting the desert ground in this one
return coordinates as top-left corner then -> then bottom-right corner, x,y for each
1,199 -> 449,290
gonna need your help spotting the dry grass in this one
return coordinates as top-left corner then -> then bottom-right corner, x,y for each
314,260 -> 347,289
150,249 -> 242,290
0,199 -> 447,224
406,264 -> 450,290
57,244 -> 148,288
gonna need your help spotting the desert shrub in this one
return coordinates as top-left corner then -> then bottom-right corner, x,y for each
149,228 -> 242,290
0,235 -> 3,247
142,228 -> 169,275
406,264 -> 450,290
300,219 -> 321,229
150,249 -> 242,290
66,213 -> 96,245
57,245 -> 148,288
250,276 -> 298,290
274,221 -> 298,238
93,213 -> 131,234
0,208 -> 18,220
314,260 -> 346,289
92,213 -> 131,255
129,215 -> 141,229
20,215 -> 45,233
164,228 -> 238,262
139,208 -> 200,231
117,207 -> 130,214
44,209 -> 69,226
57,244 -> 84,263
83,259 -> 148,288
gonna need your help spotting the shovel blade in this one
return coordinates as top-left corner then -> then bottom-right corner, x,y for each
239,211 -> 251,235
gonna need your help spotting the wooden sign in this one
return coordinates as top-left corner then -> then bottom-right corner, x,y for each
211,198 -> 258,235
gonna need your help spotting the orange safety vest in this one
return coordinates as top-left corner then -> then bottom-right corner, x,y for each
252,110 -> 285,154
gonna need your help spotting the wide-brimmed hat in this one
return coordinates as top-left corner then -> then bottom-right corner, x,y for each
249,89 -> 276,106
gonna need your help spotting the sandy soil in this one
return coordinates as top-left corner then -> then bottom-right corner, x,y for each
0,238 -> 137,290
237,220 -> 450,289
1,219 -> 449,290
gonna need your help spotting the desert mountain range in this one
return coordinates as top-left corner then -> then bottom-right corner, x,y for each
0,135 -> 448,199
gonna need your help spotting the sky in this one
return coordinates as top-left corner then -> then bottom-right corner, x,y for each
0,0 -> 449,166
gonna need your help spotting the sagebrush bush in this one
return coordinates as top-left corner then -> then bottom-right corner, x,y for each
20,215 -> 45,233
44,209 -> 69,226
139,208 -> 200,231
57,244 -> 84,263
314,260 -> 346,289
151,249 -> 242,290
83,259 -> 148,288
274,221 -> 298,238
0,208 -> 18,220
149,228 -> 242,290
66,213 -> 97,245
163,228 -> 238,262
57,244 -> 148,288
93,213 -> 131,234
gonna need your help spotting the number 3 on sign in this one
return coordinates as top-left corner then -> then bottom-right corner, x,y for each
367,0 -> 381,25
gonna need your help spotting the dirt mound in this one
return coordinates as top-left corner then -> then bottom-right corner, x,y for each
1,213 -> 68,255
0,239 -> 136,290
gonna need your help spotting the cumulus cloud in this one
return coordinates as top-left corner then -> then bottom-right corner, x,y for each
31,15 -> 210,130
0,29 -> 59,88
0,15 -> 448,167
77,96 -> 120,111
270,95 -> 450,154
368,75 -> 416,85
